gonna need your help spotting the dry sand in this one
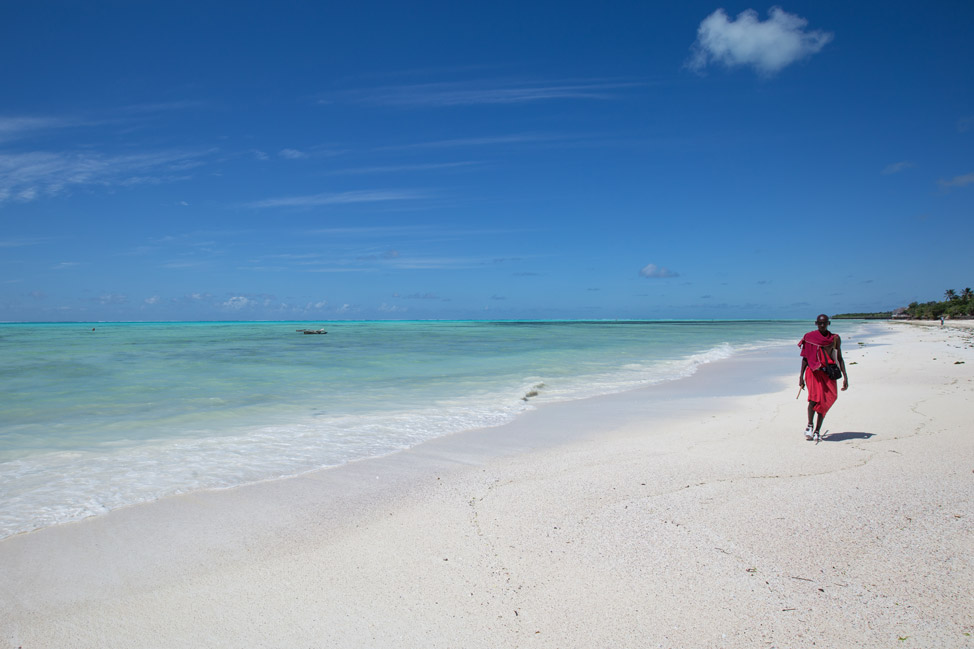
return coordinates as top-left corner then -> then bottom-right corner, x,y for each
2,322 -> 972,648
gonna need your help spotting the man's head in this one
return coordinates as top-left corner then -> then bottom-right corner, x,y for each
816,314 -> 830,331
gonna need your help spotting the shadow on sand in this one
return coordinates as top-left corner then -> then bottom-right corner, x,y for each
822,431 -> 875,442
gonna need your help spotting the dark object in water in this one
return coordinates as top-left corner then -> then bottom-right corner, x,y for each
296,329 -> 327,335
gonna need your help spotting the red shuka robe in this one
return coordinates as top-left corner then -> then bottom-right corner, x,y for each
799,330 -> 838,415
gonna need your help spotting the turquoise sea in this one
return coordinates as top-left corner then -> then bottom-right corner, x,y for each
0,320 -> 847,538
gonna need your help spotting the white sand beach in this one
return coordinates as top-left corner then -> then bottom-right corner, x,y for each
894,319 -> 974,330
2,322 -> 972,648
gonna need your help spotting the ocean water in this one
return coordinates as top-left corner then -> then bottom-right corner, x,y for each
1,319 -> 835,538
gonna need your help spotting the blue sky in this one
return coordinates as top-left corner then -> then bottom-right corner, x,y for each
1,0 -> 972,321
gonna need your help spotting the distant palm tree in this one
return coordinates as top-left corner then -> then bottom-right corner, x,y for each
945,289 -> 958,301
962,287 -> 974,301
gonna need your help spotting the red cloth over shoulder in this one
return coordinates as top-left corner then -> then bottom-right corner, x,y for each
798,330 -> 835,371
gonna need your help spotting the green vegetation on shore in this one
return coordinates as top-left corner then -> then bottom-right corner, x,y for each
832,312 -> 893,319
833,287 -> 973,320
905,287 -> 974,320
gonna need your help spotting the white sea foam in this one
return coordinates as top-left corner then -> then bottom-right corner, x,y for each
0,344 -> 744,538
0,397 -> 533,537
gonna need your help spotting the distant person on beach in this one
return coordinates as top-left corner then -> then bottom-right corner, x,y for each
798,314 -> 849,440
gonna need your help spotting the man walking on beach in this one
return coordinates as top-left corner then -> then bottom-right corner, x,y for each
798,314 -> 849,440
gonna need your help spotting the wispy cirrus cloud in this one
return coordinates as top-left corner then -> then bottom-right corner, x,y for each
328,78 -> 644,108
357,249 -> 400,261
303,225 -> 433,237
114,100 -> 207,116
377,133 -> 565,151
303,267 -> 378,273
302,224 -> 535,243
0,148 -> 215,205
270,251 -> 508,273
0,116 -> 83,143
243,189 -> 426,209
882,161 -> 914,175
687,7 -> 833,76
0,102 -> 215,205
384,255 -> 503,270
326,161 -> 481,175
0,102 -> 201,145
395,292 -> 441,300
938,172 -> 974,189
278,148 -> 308,159
0,237 -> 51,248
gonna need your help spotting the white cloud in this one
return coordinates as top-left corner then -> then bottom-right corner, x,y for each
161,259 -> 208,269
327,161 -> 480,175
687,7 -> 833,76
244,189 -> 424,209
338,79 -> 644,108
379,133 -> 562,151
115,100 -> 206,115
384,255 -> 492,270
223,296 -> 252,310
304,225 -> 431,237
305,267 -> 375,273
0,149 -> 212,205
278,148 -> 308,159
882,161 -> 915,175
938,172 -> 974,188
0,237 -> 48,248
640,263 -> 679,279
95,293 -> 128,305
0,116 -> 79,143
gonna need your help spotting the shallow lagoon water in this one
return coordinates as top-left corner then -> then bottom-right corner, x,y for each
0,319 -> 842,537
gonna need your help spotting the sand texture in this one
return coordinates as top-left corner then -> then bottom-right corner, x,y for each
2,323 -> 972,648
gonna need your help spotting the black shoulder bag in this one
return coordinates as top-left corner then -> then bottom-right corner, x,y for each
820,346 -> 842,381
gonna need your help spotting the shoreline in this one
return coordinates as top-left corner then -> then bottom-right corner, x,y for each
0,332 -> 810,542
0,319 -> 815,540
0,321 -> 813,541
2,322 -> 972,648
